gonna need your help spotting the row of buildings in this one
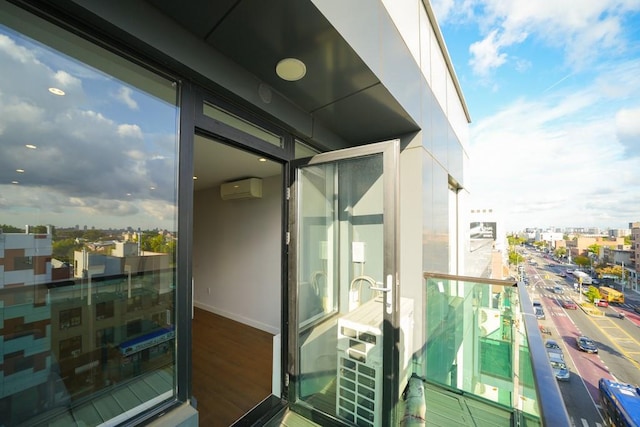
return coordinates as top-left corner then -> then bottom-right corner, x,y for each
517,222 -> 640,293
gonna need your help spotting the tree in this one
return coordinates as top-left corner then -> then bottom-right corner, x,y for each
587,244 -> 601,256
596,265 -> 623,280
508,251 -> 525,265
83,229 -> 106,242
31,225 -> 51,234
0,224 -> 23,233
52,238 -> 82,263
573,255 -> 590,269
554,247 -> 567,258
585,286 -> 601,303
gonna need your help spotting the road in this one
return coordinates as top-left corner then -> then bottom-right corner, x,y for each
521,250 -> 640,427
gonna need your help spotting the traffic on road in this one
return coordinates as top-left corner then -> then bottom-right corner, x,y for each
519,247 -> 640,427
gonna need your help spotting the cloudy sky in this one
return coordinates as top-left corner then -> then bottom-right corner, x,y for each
0,26 -> 179,231
432,0 -> 640,232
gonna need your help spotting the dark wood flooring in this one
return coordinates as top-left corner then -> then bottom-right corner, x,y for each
192,307 -> 274,426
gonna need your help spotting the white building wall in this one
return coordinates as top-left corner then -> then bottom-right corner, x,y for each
192,174 -> 282,335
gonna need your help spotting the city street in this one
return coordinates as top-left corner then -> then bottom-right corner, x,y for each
523,254 -> 640,427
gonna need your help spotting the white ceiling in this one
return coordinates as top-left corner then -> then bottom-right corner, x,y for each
193,134 -> 282,192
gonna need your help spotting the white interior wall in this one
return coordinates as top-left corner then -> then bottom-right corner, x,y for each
192,175 -> 282,335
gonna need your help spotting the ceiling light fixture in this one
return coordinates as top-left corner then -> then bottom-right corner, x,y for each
48,87 -> 65,96
276,58 -> 306,81
258,158 -> 267,162
25,144 -> 37,149
16,169 -> 24,173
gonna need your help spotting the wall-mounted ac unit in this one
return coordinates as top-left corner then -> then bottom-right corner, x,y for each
220,178 -> 262,200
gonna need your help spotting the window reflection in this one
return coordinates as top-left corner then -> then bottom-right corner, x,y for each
0,13 -> 178,426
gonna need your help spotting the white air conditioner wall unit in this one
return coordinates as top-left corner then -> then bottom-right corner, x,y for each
220,178 -> 262,200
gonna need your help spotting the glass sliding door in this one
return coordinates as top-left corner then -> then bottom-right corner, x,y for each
289,140 -> 402,427
0,3 -> 179,426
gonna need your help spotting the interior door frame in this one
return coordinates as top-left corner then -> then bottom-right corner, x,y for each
287,139 -> 401,426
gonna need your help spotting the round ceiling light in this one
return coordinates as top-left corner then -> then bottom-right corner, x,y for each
276,58 -> 306,81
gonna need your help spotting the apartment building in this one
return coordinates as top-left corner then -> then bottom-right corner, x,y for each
0,1 -> 567,426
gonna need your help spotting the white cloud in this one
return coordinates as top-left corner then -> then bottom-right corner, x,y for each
467,60 -> 640,230
469,29 -> 509,75
616,107 -> 640,155
53,70 -> 81,90
0,27 -> 178,230
431,0 -> 456,22
115,86 -> 139,110
440,0 -> 640,76
118,124 -> 143,140
0,34 -> 40,65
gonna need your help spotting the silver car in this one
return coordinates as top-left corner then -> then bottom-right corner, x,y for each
545,339 -> 564,359
549,357 -> 570,381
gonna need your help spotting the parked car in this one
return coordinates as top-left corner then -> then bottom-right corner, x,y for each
577,336 -> 598,353
596,299 -> 609,307
562,300 -> 578,310
545,339 -> 564,359
635,306 -> 640,314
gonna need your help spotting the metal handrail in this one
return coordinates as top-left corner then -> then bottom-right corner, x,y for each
516,280 -> 571,427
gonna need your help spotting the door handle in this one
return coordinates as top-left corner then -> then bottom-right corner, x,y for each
370,275 -> 394,314
370,282 -> 390,292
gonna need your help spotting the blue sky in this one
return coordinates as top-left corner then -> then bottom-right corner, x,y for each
432,0 -> 640,232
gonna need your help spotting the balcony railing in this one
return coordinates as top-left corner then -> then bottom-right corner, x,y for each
419,273 -> 571,427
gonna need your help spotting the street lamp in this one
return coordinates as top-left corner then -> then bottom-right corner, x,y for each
578,277 -> 583,303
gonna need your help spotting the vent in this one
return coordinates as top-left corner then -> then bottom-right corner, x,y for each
220,178 -> 262,200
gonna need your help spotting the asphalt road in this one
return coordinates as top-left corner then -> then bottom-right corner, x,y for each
521,251 -> 640,427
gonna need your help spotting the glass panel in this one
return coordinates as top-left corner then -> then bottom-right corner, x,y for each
203,102 -> 282,148
422,275 -> 542,422
294,139 -> 320,159
296,154 -> 388,426
0,6 -> 178,426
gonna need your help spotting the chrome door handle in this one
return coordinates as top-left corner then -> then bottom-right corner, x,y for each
370,282 -> 391,292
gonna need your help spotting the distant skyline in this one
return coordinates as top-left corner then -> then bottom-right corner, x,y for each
433,0 -> 640,231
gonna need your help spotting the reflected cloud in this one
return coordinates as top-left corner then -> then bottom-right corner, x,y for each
0,25 -> 177,230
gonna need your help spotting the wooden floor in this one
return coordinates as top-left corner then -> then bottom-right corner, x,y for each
192,307 -> 274,426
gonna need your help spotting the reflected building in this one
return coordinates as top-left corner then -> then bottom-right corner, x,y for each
0,228 -> 174,426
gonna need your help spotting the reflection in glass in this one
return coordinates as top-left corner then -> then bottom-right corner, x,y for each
423,276 -> 540,419
296,155 -> 392,426
0,13 -> 178,427
203,102 -> 282,148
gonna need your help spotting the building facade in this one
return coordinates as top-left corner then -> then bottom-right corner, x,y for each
0,1 -> 562,426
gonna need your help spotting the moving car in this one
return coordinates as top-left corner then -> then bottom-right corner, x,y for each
535,306 -> 545,320
554,286 -> 564,294
548,353 -> 570,381
635,306 -> 640,314
562,300 -> 577,310
577,336 -> 598,353
596,299 -> 609,307
545,339 -> 564,359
